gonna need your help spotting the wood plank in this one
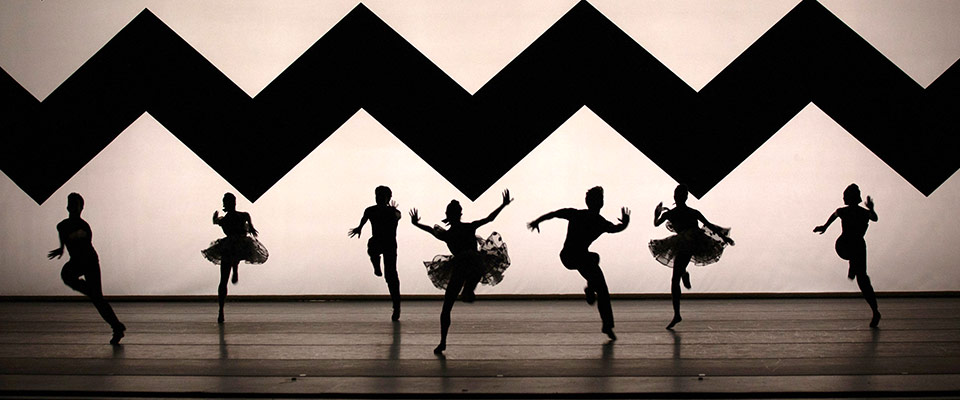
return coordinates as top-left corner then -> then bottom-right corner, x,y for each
1,329 -> 956,345
2,341 -> 958,360
2,357 -> 959,377
3,319 -> 958,335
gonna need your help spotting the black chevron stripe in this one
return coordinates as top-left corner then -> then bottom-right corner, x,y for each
2,0 -> 957,204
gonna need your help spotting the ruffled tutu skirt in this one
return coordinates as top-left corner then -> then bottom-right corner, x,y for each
423,232 -> 510,290
202,235 -> 269,265
649,227 -> 730,268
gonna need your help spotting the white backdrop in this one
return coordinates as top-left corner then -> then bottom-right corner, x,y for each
2,0 -> 959,296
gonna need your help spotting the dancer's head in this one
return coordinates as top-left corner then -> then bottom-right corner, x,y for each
222,192 -> 237,212
66,192 -> 84,215
585,186 -> 604,211
442,200 -> 462,225
843,184 -> 861,206
674,184 -> 689,205
375,186 -> 392,205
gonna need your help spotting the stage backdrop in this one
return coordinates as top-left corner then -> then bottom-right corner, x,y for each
2,0 -> 959,296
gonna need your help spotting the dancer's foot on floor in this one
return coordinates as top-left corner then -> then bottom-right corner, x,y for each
666,315 -> 682,330
602,326 -> 617,341
373,265 -> 383,277
110,325 -> 126,345
870,311 -> 881,328
392,307 -> 401,321
217,311 -> 225,324
433,343 -> 446,355
584,287 -> 596,305
460,291 -> 476,303
681,272 -> 691,289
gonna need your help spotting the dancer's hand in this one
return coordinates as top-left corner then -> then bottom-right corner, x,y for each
409,208 -> 420,224
348,227 -> 361,238
813,225 -> 826,234
655,202 -> 669,217
389,200 -> 399,209
501,189 -> 513,206
47,248 -> 63,260
865,196 -> 874,210
249,227 -> 259,237
723,236 -> 735,246
527,221 -> 540,233
619,207 -> 631,225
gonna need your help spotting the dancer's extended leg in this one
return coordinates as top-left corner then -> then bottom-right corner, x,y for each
436,270 -> 466,354
383,252 -> 401,320
218,261 -> 234,323
668,253 -> 692,330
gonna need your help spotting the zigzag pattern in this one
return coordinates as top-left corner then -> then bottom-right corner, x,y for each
2,0 -> 958,204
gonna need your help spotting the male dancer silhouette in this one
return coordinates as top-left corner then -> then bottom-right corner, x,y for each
528,187 -> 630,340
47,193 -> 126,344
350,186 -> 403,321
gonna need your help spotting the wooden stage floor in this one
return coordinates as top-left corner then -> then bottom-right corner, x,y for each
1,297 -> 959,399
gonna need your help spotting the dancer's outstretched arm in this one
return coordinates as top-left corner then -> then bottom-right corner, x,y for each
696,210 -> 733,245
348,211 -> 369,238
814,212 -> 839,234
475,189 -> 513,227
409,208 -> 444,240
527,208 -> 573,232
607,207 -> 631,233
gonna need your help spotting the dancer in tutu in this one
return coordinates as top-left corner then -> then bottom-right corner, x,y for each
47,193 -> 126,344
528,186 -> 629,340
814,183 -> 881,327
651,184 -> 734,329
349,186 -> 403,321
202,192 -> 268,323
409,189 -> 513,354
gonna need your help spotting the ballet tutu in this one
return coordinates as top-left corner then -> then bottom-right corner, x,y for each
202,235 -> 269,265
649,225 -> 730,268
423,232 -> 510,290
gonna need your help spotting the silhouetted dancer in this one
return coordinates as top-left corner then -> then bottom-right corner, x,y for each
202,193 -> 268,323
814,184 -> 881,327
349,186 -> 403,321
410,189 -> 513,354
47,193 -> 126,344
650,184 -> 734,330
528,187 -> 629,341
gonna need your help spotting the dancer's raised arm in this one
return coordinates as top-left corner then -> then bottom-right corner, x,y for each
605,207 -> 631,233
409,208 -> 443,240
653,202 -> 670,227
866,196 -> 878,222
475,189 -> 513,227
